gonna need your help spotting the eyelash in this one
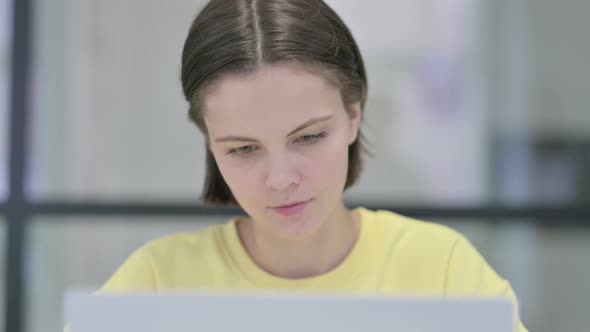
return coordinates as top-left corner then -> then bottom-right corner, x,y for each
296,131 -> 327,144
227,131 -> 327,156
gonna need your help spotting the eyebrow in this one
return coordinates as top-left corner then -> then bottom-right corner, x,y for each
214,115 -> 333,143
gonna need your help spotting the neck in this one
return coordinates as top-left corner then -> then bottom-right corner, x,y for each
238,204 -> 360,279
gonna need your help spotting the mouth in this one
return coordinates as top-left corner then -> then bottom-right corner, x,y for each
270,199 -> 312,217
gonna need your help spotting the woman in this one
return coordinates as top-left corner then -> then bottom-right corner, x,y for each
101,0 -> 528,330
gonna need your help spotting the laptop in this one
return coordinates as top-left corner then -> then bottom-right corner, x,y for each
65,290 -> 514,332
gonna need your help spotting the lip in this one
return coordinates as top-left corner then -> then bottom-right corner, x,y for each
270,199 -> 311,217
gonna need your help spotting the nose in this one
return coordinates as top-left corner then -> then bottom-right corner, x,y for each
264,154 -> 300,191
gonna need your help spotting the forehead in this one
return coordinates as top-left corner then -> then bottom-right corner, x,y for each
203,64 -> 343,134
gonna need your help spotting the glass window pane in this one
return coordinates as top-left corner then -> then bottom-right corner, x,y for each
28,0 -> 209,202
487,0 -> 590,207
26,216 -> 219,332
0,0 -> 11,201
334,0 -> 490,206
28,0 -> 489,205
28,0 -> 589,207
27,216 -> 590,332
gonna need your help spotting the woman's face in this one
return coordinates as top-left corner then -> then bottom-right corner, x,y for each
204,63 -> 361,238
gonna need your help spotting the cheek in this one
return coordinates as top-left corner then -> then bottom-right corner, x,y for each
212,152 -> 261,202
303,137 -> 350,188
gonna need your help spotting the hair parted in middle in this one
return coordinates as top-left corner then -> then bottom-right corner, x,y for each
180,0 -> 368,205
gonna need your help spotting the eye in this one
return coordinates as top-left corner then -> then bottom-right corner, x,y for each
228,145 -> 258,156
296,132 -> 327,144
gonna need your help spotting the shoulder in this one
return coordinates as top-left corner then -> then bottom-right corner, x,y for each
136,222 -> 228,263
100,221 -> 232,291
358,208 -> 502,289
363,209 -> 507,289
357,208 -> 481,272
358,207 -> 465,250
355,209 -> 528,331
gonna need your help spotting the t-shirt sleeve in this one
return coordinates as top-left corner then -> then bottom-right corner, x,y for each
99,246 -> 159,292
444,235 -> 529,332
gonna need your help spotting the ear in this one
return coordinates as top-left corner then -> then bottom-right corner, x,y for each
346,102 -> 362,145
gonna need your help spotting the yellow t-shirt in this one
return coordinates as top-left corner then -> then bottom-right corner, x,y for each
101,207 -> 528,331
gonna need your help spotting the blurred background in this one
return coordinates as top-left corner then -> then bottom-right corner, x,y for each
1,0 -> 589,331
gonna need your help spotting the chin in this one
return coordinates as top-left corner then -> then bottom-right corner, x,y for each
266,205 -> 324,239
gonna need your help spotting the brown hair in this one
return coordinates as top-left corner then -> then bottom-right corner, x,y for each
181,0 -> 368,205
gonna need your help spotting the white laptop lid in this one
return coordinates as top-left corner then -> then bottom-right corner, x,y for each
65,290 -> 514,332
